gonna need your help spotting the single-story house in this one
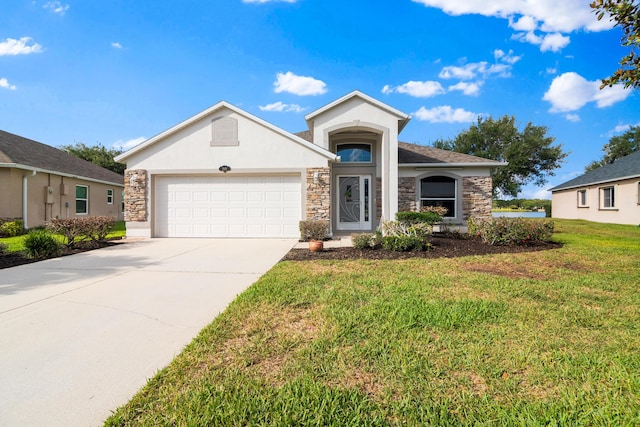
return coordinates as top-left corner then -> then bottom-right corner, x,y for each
0,130 -> 125,228
550,150 -> 640,225
115,91 -> 505,238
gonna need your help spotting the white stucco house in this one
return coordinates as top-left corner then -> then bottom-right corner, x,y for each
550,150 -> 640,225
115,91 -> 504,238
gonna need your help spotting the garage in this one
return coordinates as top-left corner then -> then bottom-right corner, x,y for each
154,175 -> 302,237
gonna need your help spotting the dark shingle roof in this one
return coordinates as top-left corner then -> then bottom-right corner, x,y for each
0,130 -> 124,185
550,150 -> 640,191
294,131 -> 502,165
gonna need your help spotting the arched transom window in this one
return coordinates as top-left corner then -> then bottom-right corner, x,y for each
420,175 -> 457,218
336,143 -> 372,163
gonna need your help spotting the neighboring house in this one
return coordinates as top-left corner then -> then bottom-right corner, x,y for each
550,150 -> 640,225
0,130 -> 125,228
115,91 -> 504,238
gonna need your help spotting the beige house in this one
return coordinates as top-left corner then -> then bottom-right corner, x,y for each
116,91 -> 504,238
0,130 -> 125,229
550,150 -> 640,225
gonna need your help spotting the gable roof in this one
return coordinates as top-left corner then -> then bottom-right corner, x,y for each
398,142 -> 506,167
0,130 -> 124,186
115,101 -> 338,163
304,90 -> 411,133
550,150 -> 640,192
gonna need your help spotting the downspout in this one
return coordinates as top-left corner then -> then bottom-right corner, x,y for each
22,170 -> 37,230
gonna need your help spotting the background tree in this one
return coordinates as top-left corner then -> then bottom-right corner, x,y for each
590,0 -> 640,89
60,143 -> 125,175
585,125 -> 639,171
433,116 -> 568,198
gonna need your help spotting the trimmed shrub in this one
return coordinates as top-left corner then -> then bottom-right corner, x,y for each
351,233 -> 375,249
381,220 -> 433,240
0,220 -> 24,237
396,211 -> 442,225
382,235 -> 430,252
467,217 -> 554,246
299,220 -> 329,241
47,216 -> 116,248
24,230 -> 61,259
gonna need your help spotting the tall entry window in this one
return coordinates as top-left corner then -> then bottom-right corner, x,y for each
336,143 -> 371,163
420,176 -> 457,218
76,185 -> 88,215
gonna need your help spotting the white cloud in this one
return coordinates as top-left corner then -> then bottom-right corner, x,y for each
0,37 -> 44,56
520,188 -> 552,200
259,101 -> 305,113
543,72 -> 631,112
273,71 -> 327,96
509,15 -> 537,32
0,78 -> 17,90
512,31 -> 570,52
113,137 -> 146,151
439,61 -> 512,80
43,1 -> 70,15
448,81 -> 483,96
111,42 -> 123,49
382,81 -> 445,98
546,67 -> 557,75
493,49 -> 521,64
412,106 -> 478,123
565,114 -> 580,122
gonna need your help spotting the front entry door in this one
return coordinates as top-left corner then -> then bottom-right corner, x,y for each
337,175 -> 371,230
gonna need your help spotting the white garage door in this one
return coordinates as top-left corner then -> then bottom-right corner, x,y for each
155,175 -> 301,237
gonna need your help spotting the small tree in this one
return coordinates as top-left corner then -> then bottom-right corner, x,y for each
586,125 -> 639,171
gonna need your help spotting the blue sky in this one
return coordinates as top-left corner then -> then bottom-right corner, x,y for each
1,0 -> 637,199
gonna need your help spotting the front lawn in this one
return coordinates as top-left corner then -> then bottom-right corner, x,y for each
106,220 -> 640,426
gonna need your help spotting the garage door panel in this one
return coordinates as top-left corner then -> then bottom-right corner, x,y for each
155,175 -> 301,237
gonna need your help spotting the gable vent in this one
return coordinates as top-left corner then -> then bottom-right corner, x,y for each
211,116 -> 239,146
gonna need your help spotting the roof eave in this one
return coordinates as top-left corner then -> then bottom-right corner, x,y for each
550,173 -> 640,192
0,163 -> 124,187
400,162 -> 507,168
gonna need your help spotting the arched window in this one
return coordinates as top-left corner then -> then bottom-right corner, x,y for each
420,175 -> 457,218
336,143 -> 371,163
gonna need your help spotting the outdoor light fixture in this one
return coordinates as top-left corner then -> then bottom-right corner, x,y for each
313,171 -> 320,184
219,165 -> 231,173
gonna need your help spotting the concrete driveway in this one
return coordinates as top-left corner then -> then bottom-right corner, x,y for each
0,238 -> 296,427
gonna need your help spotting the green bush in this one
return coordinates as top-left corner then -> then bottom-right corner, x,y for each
0,242 -> 7,254
382,235 -> 430,252
467,217 -> 554,246
351,233 -> 375,249
0,220 -> 24,237
381,220 -> 433,239
47,216 -> 116,247
24,230 -> 61,259
396,211 -> 442,225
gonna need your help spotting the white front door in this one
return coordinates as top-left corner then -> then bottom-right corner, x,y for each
337,175 -> 372,231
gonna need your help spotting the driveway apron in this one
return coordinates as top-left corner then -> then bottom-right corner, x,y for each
0,238 -> 295,427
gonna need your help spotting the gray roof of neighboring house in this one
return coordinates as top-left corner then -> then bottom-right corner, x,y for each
550,150 -> 640,192
0,130 -> 124,186
294,131 -> 503,166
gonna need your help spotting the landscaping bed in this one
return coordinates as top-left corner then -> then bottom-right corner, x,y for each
282,234 -> 562,261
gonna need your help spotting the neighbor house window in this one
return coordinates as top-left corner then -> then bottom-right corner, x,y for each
336,143 -> 372,163
107,189 -> 114,204
601,186 -> 615,209
577,189 -> 587,207
76,185 -> 88,215
420,175 -> 457,218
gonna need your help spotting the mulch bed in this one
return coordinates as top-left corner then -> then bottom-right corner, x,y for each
281,235 -> 562,261
0,240 -> 123,270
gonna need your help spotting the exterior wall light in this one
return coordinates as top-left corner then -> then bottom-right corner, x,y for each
219,165 -> 231,173
313,171 -> 320,184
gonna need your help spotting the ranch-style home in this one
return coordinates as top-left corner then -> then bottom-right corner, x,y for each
0,130 -> 125,228
550,150 -> 640,225
115,91 -> 505,238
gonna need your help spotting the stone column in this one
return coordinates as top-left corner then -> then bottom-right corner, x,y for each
398,177 -> 417,212
462,176 -> 492,219
305,168 -> 331,221
124,169 -> 147,222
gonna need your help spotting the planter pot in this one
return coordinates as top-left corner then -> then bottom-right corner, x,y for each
308,240 -> 324,252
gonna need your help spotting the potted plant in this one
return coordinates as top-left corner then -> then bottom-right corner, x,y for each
299,220 -> 329,252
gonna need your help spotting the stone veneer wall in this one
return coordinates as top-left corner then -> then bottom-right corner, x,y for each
462,176 -> 492,219
398,177 -> 417,212
124,169 -> 147,222
305,168 -> 331,221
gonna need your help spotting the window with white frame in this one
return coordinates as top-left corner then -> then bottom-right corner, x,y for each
76,185 -> 88,214
601,186 -> 615,209
107,189 -> 114,204
336,143 -> 372,163
420,175 -> 457,218
577,189 -> 587,207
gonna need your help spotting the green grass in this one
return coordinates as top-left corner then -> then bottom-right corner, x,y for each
106,220 -> 640,426
0,221 -> 126,253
